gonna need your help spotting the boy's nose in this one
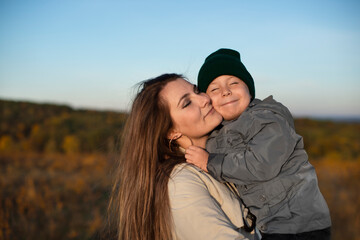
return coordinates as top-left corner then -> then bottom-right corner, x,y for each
222,88 -> 231,96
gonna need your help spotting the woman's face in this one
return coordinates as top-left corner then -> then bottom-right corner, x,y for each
161,78 -> 222,146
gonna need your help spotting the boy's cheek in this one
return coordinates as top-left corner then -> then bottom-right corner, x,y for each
212,104 -> 222,114
209,97 -> 220,108
207,94 -> 215,101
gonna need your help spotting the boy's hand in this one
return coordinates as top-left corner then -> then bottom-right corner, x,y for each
185,145 -> 209,172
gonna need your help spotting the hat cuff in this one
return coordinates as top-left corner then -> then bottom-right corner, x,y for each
198,58 -> 255,98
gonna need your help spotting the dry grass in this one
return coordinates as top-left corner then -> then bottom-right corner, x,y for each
313,158 -> 360,240
0,152 -> 359,240
0,152 -> 113,240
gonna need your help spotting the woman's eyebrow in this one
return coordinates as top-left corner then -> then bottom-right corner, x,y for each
177,93 -> 189,107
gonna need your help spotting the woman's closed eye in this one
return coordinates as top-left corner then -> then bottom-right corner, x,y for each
182,100 -> 191,108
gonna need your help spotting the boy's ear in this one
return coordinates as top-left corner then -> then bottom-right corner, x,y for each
167,129 -> 182,140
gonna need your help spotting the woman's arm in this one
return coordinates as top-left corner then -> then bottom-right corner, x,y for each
168,165 -> 254,240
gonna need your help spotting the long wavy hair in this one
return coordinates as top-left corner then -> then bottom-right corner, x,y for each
108,73 -> 186,240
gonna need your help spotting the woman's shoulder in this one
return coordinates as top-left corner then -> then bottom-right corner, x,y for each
168,163 -> 258,239
169,163 -> 206,193
169,163 -> 219,190
170,163 -> 201,179
169,163 -> 233,195
169,163 -> 245,226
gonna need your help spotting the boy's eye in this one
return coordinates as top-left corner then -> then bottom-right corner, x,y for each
230,81 -> 239,85
210,88 -> 219,92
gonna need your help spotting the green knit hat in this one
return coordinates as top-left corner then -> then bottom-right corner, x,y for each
197,48 -> 255,99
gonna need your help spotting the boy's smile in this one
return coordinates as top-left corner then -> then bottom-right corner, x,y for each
206,75 -> 251,121
221,99 -> 239,106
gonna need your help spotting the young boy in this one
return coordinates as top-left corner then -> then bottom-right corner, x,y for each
185,48 -> 331,239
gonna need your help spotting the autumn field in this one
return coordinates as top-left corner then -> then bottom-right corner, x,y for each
0,153 -> 111,240
0,99 -> 359,240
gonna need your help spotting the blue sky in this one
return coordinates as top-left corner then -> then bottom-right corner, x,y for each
1,0 -> 359,117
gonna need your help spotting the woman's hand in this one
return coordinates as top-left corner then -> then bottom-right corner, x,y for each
185,146 -> 209,172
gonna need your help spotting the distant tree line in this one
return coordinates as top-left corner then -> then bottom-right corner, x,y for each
295,118 -> 360,160
1,99 -> 359,160
0,100 -> 127,154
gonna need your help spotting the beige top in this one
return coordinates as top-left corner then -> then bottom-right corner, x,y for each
168,163 -> 259,240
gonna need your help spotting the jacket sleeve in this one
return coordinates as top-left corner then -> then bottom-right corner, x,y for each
207,110 -> 300,184
168,166 -> 253,240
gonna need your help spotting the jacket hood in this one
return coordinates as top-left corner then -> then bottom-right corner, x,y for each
249,96 -> 295,129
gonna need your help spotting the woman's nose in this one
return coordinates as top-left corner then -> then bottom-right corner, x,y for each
198,93 -> 210,107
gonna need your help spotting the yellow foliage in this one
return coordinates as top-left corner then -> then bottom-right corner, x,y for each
62,135 -> 80,154
0,135 -> 15,152
44,139 -> 57,153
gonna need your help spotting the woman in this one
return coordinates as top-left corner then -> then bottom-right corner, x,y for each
108,73 -> 258,240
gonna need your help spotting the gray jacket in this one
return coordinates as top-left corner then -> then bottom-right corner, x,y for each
206,96 -> 331,234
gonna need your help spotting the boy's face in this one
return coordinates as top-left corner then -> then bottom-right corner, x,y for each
206,75 -> 251,121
